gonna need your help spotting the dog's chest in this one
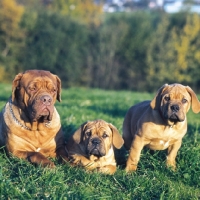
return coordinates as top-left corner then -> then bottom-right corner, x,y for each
7,128 -> 57,157
146,126 -> 183,150
147,139 -> 172,150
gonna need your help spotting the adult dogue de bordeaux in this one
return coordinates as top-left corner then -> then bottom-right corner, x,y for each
0,70 -> 68,167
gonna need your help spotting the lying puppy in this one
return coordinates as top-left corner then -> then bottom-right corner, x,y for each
0,70 -> 68,167
65,119 -> 124,174
123,83 -> 200,172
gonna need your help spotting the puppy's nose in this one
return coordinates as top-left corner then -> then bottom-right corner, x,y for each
91,138 -> 101,145
171,105 -> 179,112
40,95 -> 52,105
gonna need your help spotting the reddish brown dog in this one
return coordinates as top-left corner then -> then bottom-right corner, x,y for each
0,70 -> 67,167
66,119 -> 124,174
123,83 -> 200,172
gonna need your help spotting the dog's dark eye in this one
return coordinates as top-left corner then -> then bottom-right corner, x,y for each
47,85 -> 56,93
50,88 -> 56,93
29,87 -> 36,91
164,96 -> 170,101
86,131 -> 91,137
47,87 -> 56,94
182,98 -> 187,103
102,133 -> 108,138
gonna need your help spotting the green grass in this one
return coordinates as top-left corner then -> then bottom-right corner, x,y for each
0,84 -> 200,199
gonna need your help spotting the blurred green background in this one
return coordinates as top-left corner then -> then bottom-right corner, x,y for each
0,0 -> 200,92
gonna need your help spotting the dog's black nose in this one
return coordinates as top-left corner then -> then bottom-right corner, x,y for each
40,95 -> 52,105
171,105 -> 179,112
91,138 -> 101,145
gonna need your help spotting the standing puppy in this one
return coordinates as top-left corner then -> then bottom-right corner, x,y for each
66,119 -> 124,174
0,70 -> 68,167
123,83 -> 200,172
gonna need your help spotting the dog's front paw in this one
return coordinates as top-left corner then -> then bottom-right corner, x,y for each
69,154 -> 81,165
166,159 -> 176,171
125,164 -> 137,172
98,165 -> 116,174
89,155 -> 99,162
27,152 -> 55,168
69,154 -> 99,170
41,160 -> 55,168
85,160 -> 99,170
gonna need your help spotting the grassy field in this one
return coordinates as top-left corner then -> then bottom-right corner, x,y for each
0,83 -> 200,199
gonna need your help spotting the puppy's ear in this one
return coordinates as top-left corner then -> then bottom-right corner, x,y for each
72,122 -> 88,144
56,75 -> 62,102
12,73 -> 23,102
186,86 -> 200,113
108,123 -> 124,149
150,84 -> 168,110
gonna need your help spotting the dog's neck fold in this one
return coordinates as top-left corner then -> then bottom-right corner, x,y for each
31,121 -> 38,131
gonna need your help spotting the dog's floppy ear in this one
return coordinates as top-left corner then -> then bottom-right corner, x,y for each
56,75 -> 62,102
150,84 -> 168,110
72,122 -> 88,144
12,72 -> 23,102
186,86 -> 200,113
108,123 -> 124,149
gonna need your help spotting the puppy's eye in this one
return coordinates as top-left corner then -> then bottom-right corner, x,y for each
86,131 -> 91,137
164,96 -> 170,101
182,98 -> 187,103
102,133 -> 108,138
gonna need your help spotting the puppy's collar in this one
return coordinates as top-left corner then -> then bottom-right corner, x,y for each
9,99 -> 51,131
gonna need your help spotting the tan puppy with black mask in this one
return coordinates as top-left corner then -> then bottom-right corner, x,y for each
65,119 -> 124,174
123,83 -> 200,172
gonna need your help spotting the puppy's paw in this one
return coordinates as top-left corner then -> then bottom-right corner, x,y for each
98,165 -> 116,174
69,154 -> 81,165
125,164 -> 137,172
166,159 -> 176,171
89,155 -> 99,162
69,154 -> 98,170
85,160 -> 99,170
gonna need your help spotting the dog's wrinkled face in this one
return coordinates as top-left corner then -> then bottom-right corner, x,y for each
159,84 -> 191,123
12,70 -> 61,122
82,121 -> 113,158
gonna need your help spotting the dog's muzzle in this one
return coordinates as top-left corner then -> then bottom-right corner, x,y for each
170,104 -> 180,113
168,104 -> 184,122
91,138 -> 101,146
29,94 -> 54,122
87,137 -> 106,157
40,95 -> 52,106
